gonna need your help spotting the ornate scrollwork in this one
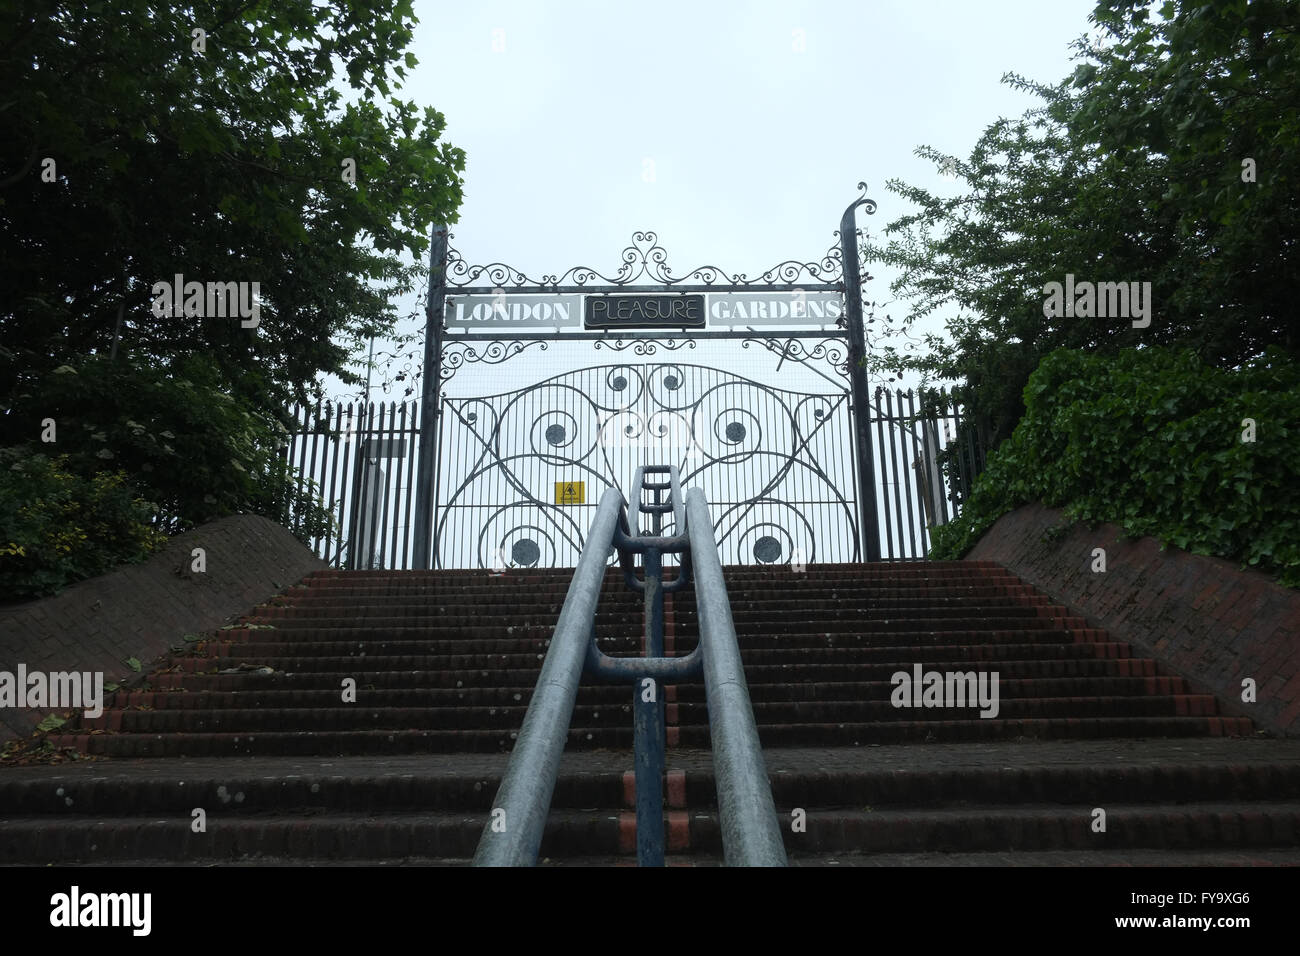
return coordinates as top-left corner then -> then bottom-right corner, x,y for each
740,336 -> 852,379
592,338 -> 699,357
440,339 -> 549,382
444,230 -> 850,290
434,362 -> 858,568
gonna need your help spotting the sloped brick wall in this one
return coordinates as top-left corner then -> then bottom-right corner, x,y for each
967,503 -> 1300,736
0,514 -> 324,742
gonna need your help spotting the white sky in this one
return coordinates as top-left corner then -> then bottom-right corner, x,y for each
336,0 -> 1102,401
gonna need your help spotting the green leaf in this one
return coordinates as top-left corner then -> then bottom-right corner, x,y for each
36,714 -> 67,732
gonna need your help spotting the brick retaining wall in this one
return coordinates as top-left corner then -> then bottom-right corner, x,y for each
0,514 -> 324,742
967,503 -> 1300,736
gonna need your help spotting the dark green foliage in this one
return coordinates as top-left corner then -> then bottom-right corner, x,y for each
5,357 -> 335,539
0,1 -> 458,595
930,347 -> 1300,588
864,0 -> 1299,445
0,451 -> 166,600
1,0 -> 465,411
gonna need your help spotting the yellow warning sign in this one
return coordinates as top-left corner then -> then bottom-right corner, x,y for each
554,481 -> 585,505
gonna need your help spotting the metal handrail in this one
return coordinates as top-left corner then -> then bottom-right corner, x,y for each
684,488 -> 788,865
473,467 -> 787,866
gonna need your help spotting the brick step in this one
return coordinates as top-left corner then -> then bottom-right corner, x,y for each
0,808 -> 630,863
80,692 -> 1223,734
739,657 -> 1161,682
295,573 -> 1022,596
718,569 -> 1016,582
717,641 -> 1137,662
44,727 -> 629,757
730,803 -> 1300,854
706,584 -> 1034,601
107,686 -> 630,710
725,618 -> 1092,635
103,676 -> 1198,712
43,715 -> 1253,758
207,627 -> 641,645
289,583 -> 632,599
202,629 -> 1090,656
244,606 -> 632,623
89,691 -> 1216,738
761,763 -> 1300,807
7,799 -> 1299,863
247,602 -> 1060,624
148,669 -> 565,691
745,695 -> 1224,721
269,592 -> 1054,613
302,560 -> 998,581
161,642 -> 1141,675
240,613 -> 1084,634
0,772 -> 624,817
7,748 -> 1298,816
697,615 -> 1090,633
81,703 -> 640,733
145,657 -> 1164,692
746,716 -> 1253,746
716,569 -> 1020,583
677,605 -> 1063,623
167,651 -> 589,672
203,634 -> 641,654
194,629 -> 1096,658
296,576 -> 625,590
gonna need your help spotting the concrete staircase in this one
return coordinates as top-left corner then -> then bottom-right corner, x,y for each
4,560 -> 1299,865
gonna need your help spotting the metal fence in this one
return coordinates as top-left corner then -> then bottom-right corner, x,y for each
281,382 -> 989,570
869,385 -> 990,560
279,400 -> 424,570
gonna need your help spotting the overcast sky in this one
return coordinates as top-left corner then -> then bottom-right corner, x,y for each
344,0 -> 1102,402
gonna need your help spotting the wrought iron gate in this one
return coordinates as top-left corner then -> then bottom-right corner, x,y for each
433,362 -> 859,569
273,184 -> 990,570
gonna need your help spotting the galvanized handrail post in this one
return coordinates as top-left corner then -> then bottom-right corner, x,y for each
472,489 -> 626,866
474,465 -> 786,866
634,543 -> 667,866
685,487 -> 788,866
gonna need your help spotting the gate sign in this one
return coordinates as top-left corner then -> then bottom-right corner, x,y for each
554,481 -> 585,505
708,291 -> 843,326
447,294 -> 582,329
445,292 -> 839,331
585,294 -> 705,330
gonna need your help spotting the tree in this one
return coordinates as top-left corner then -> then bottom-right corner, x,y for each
864,0 -> 1299,447
0,1 -> 465,593
0,0 -> 466,419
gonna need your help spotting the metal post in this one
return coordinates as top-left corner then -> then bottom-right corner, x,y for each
412,225 -> 448,570
684,489 -> 788,865
839,184 -> 882,562
634,545 -> 667,866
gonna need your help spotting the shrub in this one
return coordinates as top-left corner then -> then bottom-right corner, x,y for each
4,356 -> 334,540
0,450 -> 166,601
929,346 -> 1300,588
